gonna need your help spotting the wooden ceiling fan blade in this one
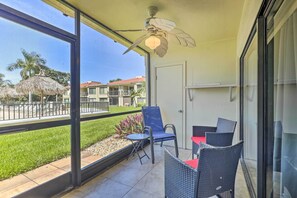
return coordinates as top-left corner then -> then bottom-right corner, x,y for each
123,33 -> 151,55
149,18 -> 176,32
169,28 -> 196,47
154,37 -> 168,57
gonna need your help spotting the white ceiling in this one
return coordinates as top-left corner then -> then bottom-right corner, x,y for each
65,0 -> 244,47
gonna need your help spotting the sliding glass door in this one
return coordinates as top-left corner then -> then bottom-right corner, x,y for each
241,30 -> 258,195
266,0 -> 297,197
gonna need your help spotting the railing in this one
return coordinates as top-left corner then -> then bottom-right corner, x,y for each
0,102 -> 109,121
108,91 -> 119,96
80,92 -> 88,97
80,102 -> 109,114
122,90 -> 131,96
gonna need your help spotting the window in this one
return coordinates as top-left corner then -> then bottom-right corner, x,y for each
100,87 -> 107,94
99,98 -> 108,102
88,88 -> 96,94
79,13 -> 145,169
0,0 -> 75,33
0,4 -> 72,196
137,84 -> 142,90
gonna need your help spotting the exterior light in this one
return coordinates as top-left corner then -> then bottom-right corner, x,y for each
145,36 -> 161,49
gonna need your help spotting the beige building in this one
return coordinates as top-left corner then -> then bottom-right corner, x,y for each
63,77 -> 146,106
63,81 -> 108,103
108,76 -> 146,106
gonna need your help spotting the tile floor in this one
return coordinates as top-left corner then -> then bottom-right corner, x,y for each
61,145 -> 250,198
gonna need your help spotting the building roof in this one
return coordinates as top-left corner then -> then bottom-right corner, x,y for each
80,81 -> 101,88
108,76 -> 145,86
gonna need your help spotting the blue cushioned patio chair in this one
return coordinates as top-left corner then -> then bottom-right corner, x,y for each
142,106 -> 179,164
164,141 -> 243,198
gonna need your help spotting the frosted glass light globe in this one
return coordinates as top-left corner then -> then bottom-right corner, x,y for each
145,36 -> 161,49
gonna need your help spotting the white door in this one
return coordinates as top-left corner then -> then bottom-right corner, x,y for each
156,63 -> 184,148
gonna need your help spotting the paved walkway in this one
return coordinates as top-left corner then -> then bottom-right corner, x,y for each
0,151 -> 101,198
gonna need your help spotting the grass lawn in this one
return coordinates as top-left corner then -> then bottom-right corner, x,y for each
109,106 -> 141,113
0,107 -> 141,180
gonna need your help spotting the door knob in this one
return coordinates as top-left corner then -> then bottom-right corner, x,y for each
178,110 -> 183,113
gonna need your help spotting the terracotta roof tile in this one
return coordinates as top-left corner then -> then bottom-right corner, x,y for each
108,77 -> 145,86
80,81 -> 101,88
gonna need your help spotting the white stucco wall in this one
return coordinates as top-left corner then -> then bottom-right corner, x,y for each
236,0 -> 263,56
148,0 -> 264,149
150,38 -> 238,149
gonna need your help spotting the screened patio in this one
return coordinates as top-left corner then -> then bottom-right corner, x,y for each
0,0 -> 297,198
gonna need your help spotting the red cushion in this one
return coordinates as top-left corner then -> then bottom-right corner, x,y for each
191,136 -> 206,144
184,159 -> 199,169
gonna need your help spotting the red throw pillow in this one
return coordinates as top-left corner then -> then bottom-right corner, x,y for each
185,159 -> 199,169
191,136 -> 206,144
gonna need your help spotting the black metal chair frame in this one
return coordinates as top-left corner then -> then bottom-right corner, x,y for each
142,106 -> 179,164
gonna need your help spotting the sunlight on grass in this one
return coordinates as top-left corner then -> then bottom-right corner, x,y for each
0,108 -> 142,180
109,106 -> 141,113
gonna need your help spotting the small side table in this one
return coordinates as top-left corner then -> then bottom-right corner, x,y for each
126,133 -> 150,165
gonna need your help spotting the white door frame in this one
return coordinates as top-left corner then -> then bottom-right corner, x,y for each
154,61 -> 187,148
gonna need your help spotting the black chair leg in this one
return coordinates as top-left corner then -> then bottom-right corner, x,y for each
192,142 -> 194,159
230,189 -> 234,198
160,141 -> 163,147
174,138 -> 179,157
151,141 -> 155,164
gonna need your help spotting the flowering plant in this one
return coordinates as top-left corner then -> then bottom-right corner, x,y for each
114,113 -> 144,138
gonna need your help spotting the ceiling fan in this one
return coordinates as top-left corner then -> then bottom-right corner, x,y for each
114,6 -> 196,57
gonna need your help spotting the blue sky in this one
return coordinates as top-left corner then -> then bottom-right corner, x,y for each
0,0 -> 145,84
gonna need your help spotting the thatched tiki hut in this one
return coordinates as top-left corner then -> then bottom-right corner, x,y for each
16,74 -> 66,116
0,86 -> 21,103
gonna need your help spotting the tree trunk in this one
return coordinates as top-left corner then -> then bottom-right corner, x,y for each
41,92 -> 44,117
29,92 -> 32,103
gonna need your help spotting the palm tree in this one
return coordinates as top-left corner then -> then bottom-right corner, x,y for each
6,49 -> 70,103
130,82 -> 146,107
7,49 -> 48,80
0,73 -> 12,87
0,73 -> 5,86
7,49 -> 48,103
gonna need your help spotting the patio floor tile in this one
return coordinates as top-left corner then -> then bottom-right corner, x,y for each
61,145 -> 250,198
107,164 -> 150,187
83,178 -> 131,198
0,174 -> 33,193
62,176 -> 108,198
0,181 -> 38,198
33,169 -> 66,184
123,188 -> 163,198
81,154 -> 101,164
50,157 -> 71,170
23,164 -> 58,180
133,162 -> 165,196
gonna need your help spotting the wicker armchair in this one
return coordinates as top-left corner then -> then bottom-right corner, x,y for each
164,141 -> 243,198
192,118 -> 237,158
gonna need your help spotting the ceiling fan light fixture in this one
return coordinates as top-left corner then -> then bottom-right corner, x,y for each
145,36 -> 161,49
